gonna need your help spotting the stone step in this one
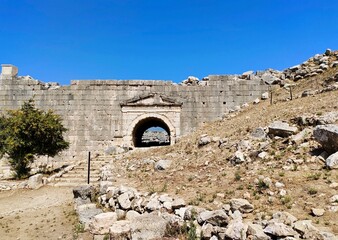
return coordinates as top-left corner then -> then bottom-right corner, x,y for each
54,176 -> 100,182
52,181 -> 99,187
60,173 -> 100,178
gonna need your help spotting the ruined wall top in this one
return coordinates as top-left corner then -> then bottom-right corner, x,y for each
1,64 -> 18,79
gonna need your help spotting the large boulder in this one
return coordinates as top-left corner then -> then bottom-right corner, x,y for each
268,121 -> 298,137
109,220 -> 132,240
89,212 -> 117,234
224,219 -> 248,240
313,124 -> 338,154
27,173 -> 43,189
263,222 -> 297,237
130,212 -> 169,240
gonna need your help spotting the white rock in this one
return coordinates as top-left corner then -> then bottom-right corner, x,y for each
326,152 -> 338,169
264,222 -> 297,237
109,220 -> 131,239
130,212 -> 168,240
247,223 -> 271,240
125,210 -> 141,220
155,160 -> 172,170
275,182 -> 285,188
261,92 -> 269,100
89,212 -> 117,234
27,174 -> 43,189
311,208 -> 325,217
117,192 -> 132,210
230,198 -> 254,213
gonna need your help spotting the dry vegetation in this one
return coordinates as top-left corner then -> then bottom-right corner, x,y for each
107,68 -> 338,234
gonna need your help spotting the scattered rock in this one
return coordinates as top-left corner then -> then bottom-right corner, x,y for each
154,160 -> 172,171
109,220 -> 131,240
197,210 -> 230,227
230,198 -> 254,213
130,212 -> 169,240
325,151 -> 338,169
251,127 -> 267,139
198,134 -> 211,146
313,124 -> 338,154
89,212 -> 117,234
247,223 -> 271,240
268,121 -> 298,137
264,222 -> 297,237
73,185 -> 96,201
311,208 -> 325,217
27,174 -> 43,189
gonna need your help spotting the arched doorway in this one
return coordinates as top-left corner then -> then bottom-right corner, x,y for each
132,117 -> 170,147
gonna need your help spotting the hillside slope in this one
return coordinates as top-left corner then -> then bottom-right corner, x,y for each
101,51 -> 338,235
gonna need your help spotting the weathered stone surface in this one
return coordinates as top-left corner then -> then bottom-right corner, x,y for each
197,209 -> 230,227
27,174 -> 43,189
271,211 -> 297,225
314,124 -> 338,154
247,223 -> 271,240
154,160 -> 172,171
224,219 -> 248,240
109,220 -> 131,240
291,128 -> 312,144
293,220 -> 320,239
171,197 -> 186,209
73,185 -> 96,201
230,198 -> 254,213
251,127 -> 267,139
125,210 -> 141,220
312,208 -> 325,217
145,197 -> 161,211
89,212 -> 117,234
263,222 -> 297,237
231,150 -> 246,164
326,152 -> 338,169
117,192 -> 132,210
76,203 -> 103,228
198,134 -> 211,146
130,213 -> 168,240
268,121 -> 298,137
201,223 -> 214,239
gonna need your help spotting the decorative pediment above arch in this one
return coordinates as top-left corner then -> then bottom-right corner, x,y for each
120,93 -> 182,107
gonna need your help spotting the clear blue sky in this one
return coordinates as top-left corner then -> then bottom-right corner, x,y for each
1,0 -> 338,85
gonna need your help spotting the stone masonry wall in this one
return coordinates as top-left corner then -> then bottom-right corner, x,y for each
0,68 -> 268,171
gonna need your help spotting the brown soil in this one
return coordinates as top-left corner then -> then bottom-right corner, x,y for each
0,186 -> 80,240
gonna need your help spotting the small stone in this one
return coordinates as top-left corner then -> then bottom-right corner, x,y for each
155,160 -> 172,171
261,92 -> 269,100
311,208 -> 325,217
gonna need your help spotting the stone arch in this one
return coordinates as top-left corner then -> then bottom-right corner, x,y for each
127,113 -> 176,147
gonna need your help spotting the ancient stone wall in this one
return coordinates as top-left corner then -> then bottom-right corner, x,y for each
0,65 -> 268,170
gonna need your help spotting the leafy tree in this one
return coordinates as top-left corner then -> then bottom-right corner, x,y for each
0,100 -> 69,179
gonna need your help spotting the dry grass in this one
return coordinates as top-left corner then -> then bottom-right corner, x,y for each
107,67 -> 338,234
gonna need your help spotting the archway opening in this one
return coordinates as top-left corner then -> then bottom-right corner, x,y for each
132,117 -> 170,147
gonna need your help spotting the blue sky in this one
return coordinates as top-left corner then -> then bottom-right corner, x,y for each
1,0 -> 338,85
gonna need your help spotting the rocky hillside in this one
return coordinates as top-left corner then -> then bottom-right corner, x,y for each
2,49 -> 337,240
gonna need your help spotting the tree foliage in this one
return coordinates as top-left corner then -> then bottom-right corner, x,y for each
0,100 -> 69,179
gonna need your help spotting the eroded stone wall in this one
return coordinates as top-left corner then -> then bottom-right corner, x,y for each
0,67 -> 268,171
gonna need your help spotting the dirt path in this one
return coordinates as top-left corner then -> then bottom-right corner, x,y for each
0,186 -> 78,240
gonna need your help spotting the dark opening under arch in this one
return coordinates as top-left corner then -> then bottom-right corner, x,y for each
132,117 -> 170,147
